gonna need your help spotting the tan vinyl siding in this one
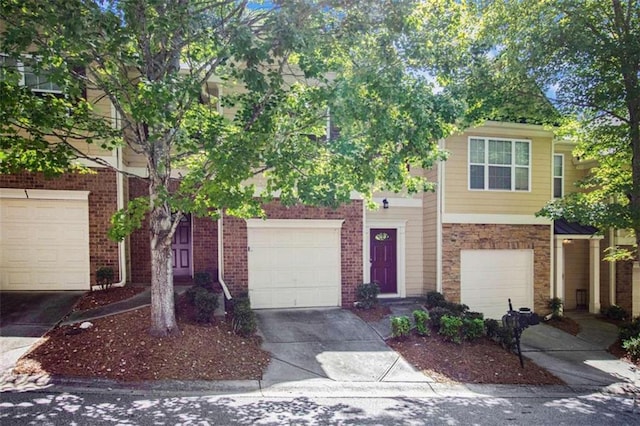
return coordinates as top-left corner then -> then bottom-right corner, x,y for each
554,144 -> 589,196
423,166 -> 438,292
444,124 -> 554,216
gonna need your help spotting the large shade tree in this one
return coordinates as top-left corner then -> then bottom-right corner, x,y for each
476,0 -> 640,259
0,0 -> 462,336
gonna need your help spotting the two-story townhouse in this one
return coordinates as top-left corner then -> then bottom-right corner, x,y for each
1,65 -> 636,317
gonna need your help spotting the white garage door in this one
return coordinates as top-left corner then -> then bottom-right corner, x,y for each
0,189 -> 90,291
460,249 -> 533,319
247,219 -> 343,309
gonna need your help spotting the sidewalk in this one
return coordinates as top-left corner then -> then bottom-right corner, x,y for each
521,311 -> 639,391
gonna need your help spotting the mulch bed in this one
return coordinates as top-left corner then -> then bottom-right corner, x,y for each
544,316 -> 581,336
388,333 -> 564,385
73,286 -> 147,311
349,305 -> 392,323
14,294 -> 270,382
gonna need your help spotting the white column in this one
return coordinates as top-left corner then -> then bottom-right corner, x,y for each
589,239 -> 601,314
633,262 -> 640,317
555,238 -> 564,304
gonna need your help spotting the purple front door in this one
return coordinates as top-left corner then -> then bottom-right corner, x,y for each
172,216 -> 191,277
370,228 -> 397,294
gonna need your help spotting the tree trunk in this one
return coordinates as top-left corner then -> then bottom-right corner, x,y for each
148,203 -> 179,337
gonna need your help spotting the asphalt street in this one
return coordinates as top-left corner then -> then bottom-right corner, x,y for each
0,389 -> 638,425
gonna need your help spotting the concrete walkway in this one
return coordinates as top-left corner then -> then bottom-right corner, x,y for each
521,311 -> 639,391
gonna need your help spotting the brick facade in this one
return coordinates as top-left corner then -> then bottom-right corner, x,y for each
616,258 -> 633,314
0,170 -> 120,284
128,177 -> 219,284
441,223 -> 551,314
222,200 -> 364,306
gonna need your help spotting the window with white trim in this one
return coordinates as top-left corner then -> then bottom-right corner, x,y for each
0,54 -> 62,95
553,154 -> 564,198
469,137 -> 531,191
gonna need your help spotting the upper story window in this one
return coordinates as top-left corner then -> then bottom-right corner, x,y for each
468,137 -> 531,191
0,54 -> 62,95
553,154 -> 564,198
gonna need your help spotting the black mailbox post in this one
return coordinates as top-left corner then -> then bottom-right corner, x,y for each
502,299 -> 540,368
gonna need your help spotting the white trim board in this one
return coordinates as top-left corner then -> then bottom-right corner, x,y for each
246,219 -> 344,229
0,188 -> 90,201
364,219 -> 407,298
442,213 -> 551,225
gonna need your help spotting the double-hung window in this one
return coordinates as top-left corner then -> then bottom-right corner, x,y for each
553,154 -> 564,198
1,54 -> 63,96
469,137 -> 531,191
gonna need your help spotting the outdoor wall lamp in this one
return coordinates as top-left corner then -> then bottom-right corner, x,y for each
382,199 -> 389,209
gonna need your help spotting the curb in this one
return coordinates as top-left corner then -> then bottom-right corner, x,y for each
2,372 -> 638,399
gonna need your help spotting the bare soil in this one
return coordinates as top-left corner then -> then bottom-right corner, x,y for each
14,291 -> 270,382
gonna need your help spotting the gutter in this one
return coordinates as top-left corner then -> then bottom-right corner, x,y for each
217,214 -> 232,300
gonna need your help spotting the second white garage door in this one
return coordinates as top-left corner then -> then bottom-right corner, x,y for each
247,219 -> 343,309
460,249 -> 534,319
0,189 -> 90,291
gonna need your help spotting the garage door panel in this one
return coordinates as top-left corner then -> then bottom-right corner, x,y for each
461,249 -> 533,319
1,193 -> 90,291
247,220 -> 342,309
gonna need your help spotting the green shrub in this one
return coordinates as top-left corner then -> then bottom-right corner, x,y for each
484,319 -> 500,339
96,267 -> 115,291
193,288 -> 219,323
462,318 -> 484,341
232,296 -> 256,336
441,301 -> 469,316
464,311 -> 484,321
619,317 -> 640,341
622,336 -> 640,362
601,304 -> 628,321
439,315 -> 463,344
549,297 -> 563,318
356,283 -> 380,309
194,271 -> 213,288
391,316 -> 411,339
425,291 -> 445,308
413,310 -> 430,336
428,306 -> 454,328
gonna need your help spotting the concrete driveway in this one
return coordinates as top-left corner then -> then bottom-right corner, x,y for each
0,291 -> 83,372
256,308 -> 430,385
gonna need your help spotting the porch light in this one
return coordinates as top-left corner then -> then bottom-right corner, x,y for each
563,239 -> 573,245
382,199 -> 389,209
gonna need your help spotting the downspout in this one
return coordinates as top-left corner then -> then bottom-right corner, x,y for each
217,213 -> 232,300
114,146 -> 127,286
436,139 -> 444,293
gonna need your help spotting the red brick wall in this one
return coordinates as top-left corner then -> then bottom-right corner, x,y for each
223,200 -> 364,306
0,170 -> 120,284
128,177 -> 218,284
616,258 -> 633,314
441,223 -> 551,314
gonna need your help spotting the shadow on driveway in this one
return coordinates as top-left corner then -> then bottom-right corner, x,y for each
0,291 -> 83,372
255,308 -> 430,385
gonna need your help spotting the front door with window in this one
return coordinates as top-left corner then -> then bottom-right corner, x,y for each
370,228 -> 397,294
172,216 -> 191,278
